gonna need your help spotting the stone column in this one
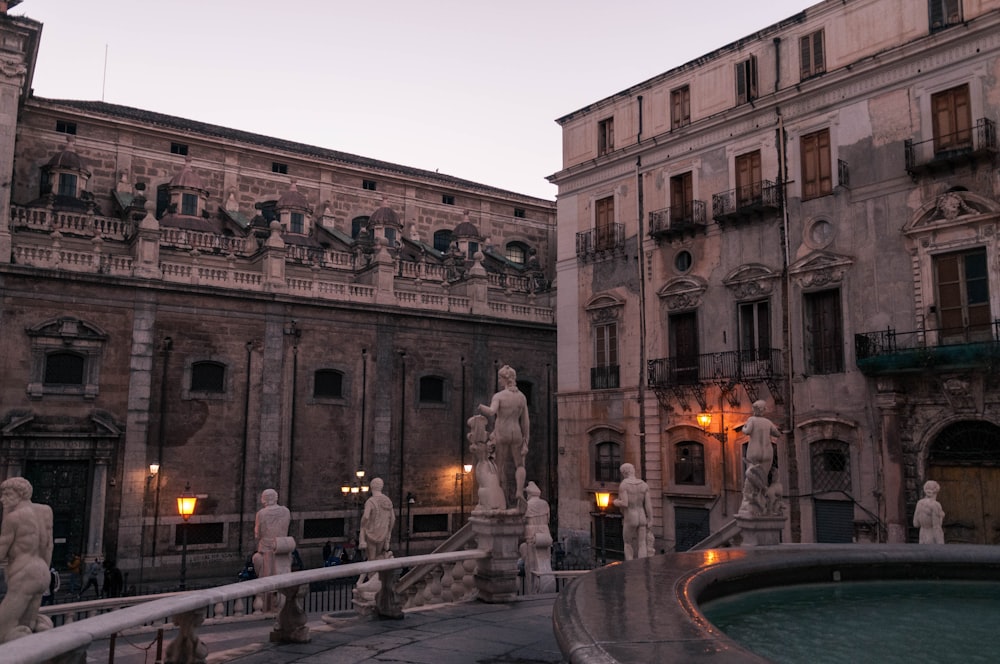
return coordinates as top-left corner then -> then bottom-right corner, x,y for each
470,512 -> 523,603
88,460 -> 109,559
876,380 -> 907,543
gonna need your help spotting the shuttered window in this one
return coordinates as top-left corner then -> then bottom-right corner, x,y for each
671,85 -> 691,129
801,129 -> 832,200
804,289 -> 844,374
935,248 -> 992,342
735,55 -> 758,105
931,84 -> 971,153
800,30 -> 825,79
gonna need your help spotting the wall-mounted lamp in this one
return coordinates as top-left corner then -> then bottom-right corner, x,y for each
697,412 -> 728,443
148,463 -> 160,481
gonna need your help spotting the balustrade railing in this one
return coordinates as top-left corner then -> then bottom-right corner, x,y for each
647,348 -> 783,387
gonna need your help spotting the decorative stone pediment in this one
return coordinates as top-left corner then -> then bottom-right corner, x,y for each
26,317 -> 108,341
788,251 -> 854,290
585,289 -> 626,323
904,190 -> 1000,238
723,263 -> 780,300
657,276 -> 707,311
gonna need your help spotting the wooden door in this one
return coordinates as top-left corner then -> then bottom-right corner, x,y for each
933,465 -> 1000,544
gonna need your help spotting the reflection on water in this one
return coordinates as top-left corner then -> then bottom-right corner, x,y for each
702,580 -> 1000,664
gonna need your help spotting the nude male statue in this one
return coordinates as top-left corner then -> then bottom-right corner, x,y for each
0,477 -> 55,642
479,365 -> 530,508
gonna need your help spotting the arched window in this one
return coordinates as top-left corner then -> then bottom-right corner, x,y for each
674,441 -> 705,485
419,375 -> 445,403
595,442 -> 621,482
505,242 -> 528,264
314,369 -> 344,399
190,361 -> 225,393
433,230 -> 453,253
351,216 -> 370,239
44,351 -> 85,385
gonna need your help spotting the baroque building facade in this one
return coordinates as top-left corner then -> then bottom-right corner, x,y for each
0,8 -> 557,583
551,0 -> 1000,558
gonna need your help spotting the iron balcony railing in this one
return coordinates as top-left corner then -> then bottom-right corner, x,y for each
711,180 -> 782,224
648,200 -> 707,238
904,118 -> 998,176
591,365 -> 620,390
647,348 -> 783,387
854,321 -> 1000,375
576,223 -> 625,258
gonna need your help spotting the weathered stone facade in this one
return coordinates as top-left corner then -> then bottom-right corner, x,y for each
551,0 -> 1000,559
0,11 -> 557,583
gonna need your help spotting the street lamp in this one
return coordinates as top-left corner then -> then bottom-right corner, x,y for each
176,483 -> 197,590
405,492 -> 416,556
341,469 -> 369,553
138,463 -> 161,591
594,489 -> 612,566
457,463 -> 473,526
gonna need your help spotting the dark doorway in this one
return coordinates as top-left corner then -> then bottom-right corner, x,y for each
23,460 -> 90,568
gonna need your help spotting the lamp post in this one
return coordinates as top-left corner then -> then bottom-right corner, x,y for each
341,469 -> 369,554
138,463 -> 160,591
698,410 -> 730,515
405,492 -> 415,556
594,489 -> 612,566
176,483 -> 197,591
457,463 -> 472,527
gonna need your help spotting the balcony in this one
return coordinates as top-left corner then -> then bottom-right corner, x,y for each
854,321 -> 1000,376
648,201 -> 707,240
647,349 -> 783,388
591,365 -> 620,390
711,180 -> 782,225
576,223 -> 625,260
904,118 -> 997,178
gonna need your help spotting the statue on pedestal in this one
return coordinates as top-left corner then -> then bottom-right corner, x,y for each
468,413 -> 506,512
520,482 -> 555,593
615,464 -> 653,560
478,364 -> 530,510
253,489 -> 294,614
354,478 -> 402,619
913,480 -> 945,544
738,401 -> 783,518
0,477 -> 54,643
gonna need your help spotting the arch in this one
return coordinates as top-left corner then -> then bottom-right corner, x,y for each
928,420 -> 1000,464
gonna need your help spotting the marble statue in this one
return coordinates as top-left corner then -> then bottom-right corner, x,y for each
468,413 -> 506,511
0,477 -> 54,643
478,364 -> 530,509
520,481 -> 555,593
738,400 -> 783,518
615,463 -> 653,560
354,478 -> 402,619
913,480 -> 945,544
253,489 -> 295,614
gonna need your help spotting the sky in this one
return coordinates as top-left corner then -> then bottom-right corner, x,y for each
14,0 -> 812,200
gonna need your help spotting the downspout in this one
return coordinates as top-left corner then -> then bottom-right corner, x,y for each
360,348 -> 367,468
397,350 -> 406,547
238,340 -> 252,558
150,336 -> 172,567
287,342 -> 298,509
773,37 -> 781,92
459,356 -> 466,526
636,95 -> 649,479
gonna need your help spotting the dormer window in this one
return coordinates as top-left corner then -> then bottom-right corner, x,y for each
163,158 -> 208,218
277,182 -> 312,235
41,138 -> 90,200
57,173 -> 78,197
181,192 -> 198,216
290,212 -> 304,234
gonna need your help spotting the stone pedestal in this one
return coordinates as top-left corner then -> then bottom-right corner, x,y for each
735,515 -> 786,546
470,512 -> 523,603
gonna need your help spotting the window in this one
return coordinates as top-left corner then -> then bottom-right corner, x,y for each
505,242 -> 527,264
190,361 -> 226,393
598,117 -> 615,156
314,369 -> 344,399
433,229 -> 453,252
465,240 -> 478,258
735,150 -> 762,206
801,129 -> 832,200
419,375 -> 445,403
811,440 -> 851,493
931,84 -> 971,153
800,30 -> 825,79
595,196 -> 615,250
272,162 -> 288,174
670,172 -> 694,223
303,518 -> 345,539
739,300 -> 771,362
593,322 -> 619,389
55,120 -> 77,135
57,173 -> 78,197
674,250 -> 692,273
514,207 -> 526,218
351,216 -> 369,239
803,289 -> 844,374
675,442 -> 705,485
935,248 -> 991,342
735,55 -> 758,105
442,194 -> 455,205
174,522 -> 224,546
595,442 -> 621,482
669,311 -> 699,383
181,192 -> 198,216
290,212 -> 304,234
362,179 -> 377,191
170,142 -> 189,156
671,86 -> 691,129
929,0 -> 962,30
386,227 -> 398,246
412,513 -> 449,534
44,352 -> 85,386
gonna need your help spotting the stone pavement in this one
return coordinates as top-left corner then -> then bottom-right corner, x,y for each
89,595 -> 563,664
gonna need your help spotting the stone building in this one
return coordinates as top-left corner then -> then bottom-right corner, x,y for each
0,8 -> 557,583
550,0 -> 1000,559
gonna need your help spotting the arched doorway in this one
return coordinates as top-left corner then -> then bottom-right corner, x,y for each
928,420 -> 1000,544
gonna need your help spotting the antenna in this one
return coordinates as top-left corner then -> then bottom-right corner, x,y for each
101,44 -> 108,101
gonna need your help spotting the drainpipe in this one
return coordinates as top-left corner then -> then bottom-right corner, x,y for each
238,341 -> 252,558
150,336 -> 172,567
360,348 -> 368,468
773,37 -> 782,92
636,97 -> 649,479
397,350 -> 406,547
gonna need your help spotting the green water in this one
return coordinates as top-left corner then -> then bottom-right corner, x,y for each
702,580 -> 1000,664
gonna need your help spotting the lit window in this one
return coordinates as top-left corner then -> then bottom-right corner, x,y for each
505,243 -> 526,264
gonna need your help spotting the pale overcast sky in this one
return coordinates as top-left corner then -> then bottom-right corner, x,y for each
15,0 -> 811,200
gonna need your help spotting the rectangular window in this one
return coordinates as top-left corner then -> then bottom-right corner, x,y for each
735,55 -> 758,105
804,289 -> 844,374
272,162 -> 288,174
595,442 -> 622,482
935,248 -> 991,342
181,192 -> 198,216
801,129 -> 832,200
931,84 -> 972,153
739,300 -> 771,360
598,117 -> 614,156
800,30 -> 825,79
57,173 -> 77,197
290,212 -> 304,234
513,207 -> 526,218
313,369 -> 344,398
929,0 -> 962,30
170,142 -> 189,156
671,86 -> 691,129
302,517 -> 345,539
175,522 -> 224,545
669,311 -> 699,384
442,194 -> 455,205
419,376 -> 445,403
362,179 -> 377,191
595,196 -> 615,250
594,323 -> 618,368
56,120 -> 77,135
675,443 -> 705,486
670,172 -> 694,223
412,513 -> 449,534
735,150 -> 762,206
